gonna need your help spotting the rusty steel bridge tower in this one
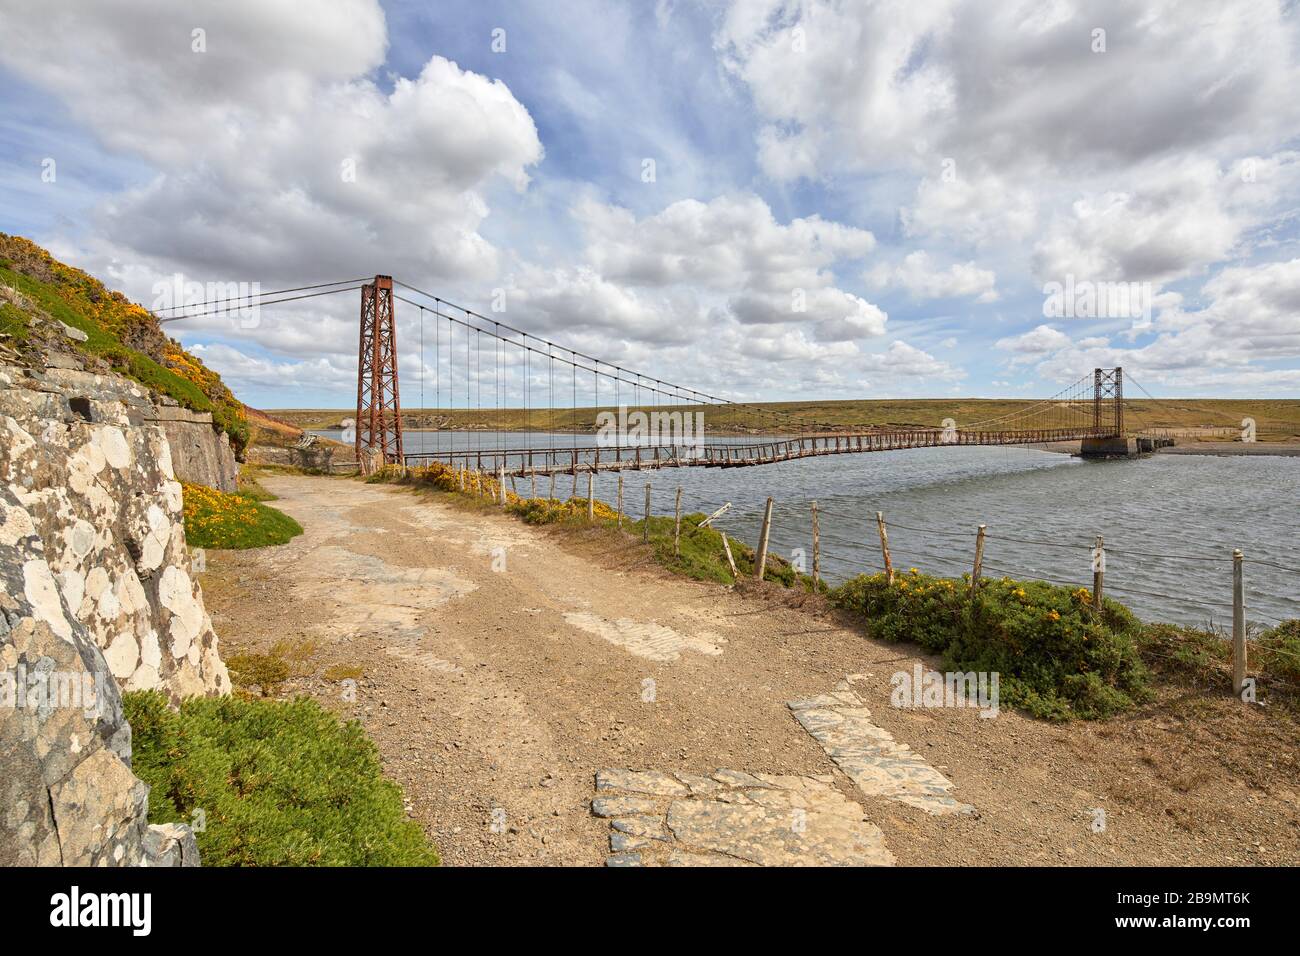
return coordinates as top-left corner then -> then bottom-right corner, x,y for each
1092,367 -> 1123,437
355,275 -> 404,465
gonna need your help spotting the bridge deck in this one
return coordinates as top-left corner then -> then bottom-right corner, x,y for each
400,427 -> 1113,478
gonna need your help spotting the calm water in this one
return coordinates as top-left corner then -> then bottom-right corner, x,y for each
317,429 -> 1299,628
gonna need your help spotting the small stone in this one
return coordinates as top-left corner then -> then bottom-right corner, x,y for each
58,321 -> 89,343
610,832 -> 652,852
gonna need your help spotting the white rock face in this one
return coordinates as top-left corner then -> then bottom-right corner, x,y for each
22,559 -> 73,643
98,426 -> 131,469
1,482 -> 200,866
0,361 -> 229,700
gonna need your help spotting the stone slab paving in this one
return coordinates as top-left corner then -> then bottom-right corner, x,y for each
591,769 -> 894,866
787,681 -> 975,815
564,612 -> 726,661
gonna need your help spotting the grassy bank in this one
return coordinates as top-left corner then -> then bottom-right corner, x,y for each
378,462 -> 811,587
272,396 -> 1300,442
124,691 -> 438,866
375,462 -> 1298,721
0,235 -> 249,455
181,481 -> 303,550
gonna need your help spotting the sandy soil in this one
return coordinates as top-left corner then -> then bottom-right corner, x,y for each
199,475 -> 1300,866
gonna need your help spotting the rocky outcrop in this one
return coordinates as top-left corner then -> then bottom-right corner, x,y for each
143,405 -> 238,492
0,483 -> 198,866
248,441 -> 350,472
0,356 -> 229,700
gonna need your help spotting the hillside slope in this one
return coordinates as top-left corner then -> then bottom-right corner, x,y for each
0,234 -> 248,455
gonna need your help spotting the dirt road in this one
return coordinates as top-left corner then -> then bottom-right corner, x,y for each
200,475 -> 1299,866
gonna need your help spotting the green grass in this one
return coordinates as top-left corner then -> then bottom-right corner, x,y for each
0,301 -> 31,342
0,265 -> 215,410
181,482 -> 303,550
1140,619 -> 1300,709
0,237 -> 250,455
123,691 -> 439,866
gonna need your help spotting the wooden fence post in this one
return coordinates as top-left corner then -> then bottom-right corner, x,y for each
1092,535 -> 1105,611
755,496 -> 774,580
721,532 -> 739,579
673,488 -> 683,556
699,502 -> 731,527
811,500 -> 820,589
587,472 -> 595,520
971,524 -> 986,593
530,471 -> 537,500
616,475 -> 624,529
499,465 -> 507,506
1233,548 -> 1246,696
876,511 -> 894,584
548,472 -> 556,501
643,483 -> 652,542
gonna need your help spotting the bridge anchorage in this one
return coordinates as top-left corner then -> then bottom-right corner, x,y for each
351,275 -> 1142,473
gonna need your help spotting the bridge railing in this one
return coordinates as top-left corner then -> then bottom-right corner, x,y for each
397,425 -> 1117,476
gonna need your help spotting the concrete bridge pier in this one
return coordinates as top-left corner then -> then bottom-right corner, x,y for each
1079,436 -> 1139,459
1079,436 -> 1174,459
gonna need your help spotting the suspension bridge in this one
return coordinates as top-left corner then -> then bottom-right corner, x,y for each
159,273 -> 1148,477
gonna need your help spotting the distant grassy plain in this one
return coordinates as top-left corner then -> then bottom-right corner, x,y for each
268,397 -> 1300,442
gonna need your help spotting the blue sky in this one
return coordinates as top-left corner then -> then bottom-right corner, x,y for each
2,0 -> 1298,409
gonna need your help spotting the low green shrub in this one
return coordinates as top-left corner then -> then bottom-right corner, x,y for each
124,691 -> 439,866
830,570 -> 1150,720
181,481 -> 303,550
226,653 -> 291,697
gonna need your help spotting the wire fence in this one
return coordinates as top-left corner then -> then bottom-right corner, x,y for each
402,461 -> 1300,685
428,458 -> 1296,633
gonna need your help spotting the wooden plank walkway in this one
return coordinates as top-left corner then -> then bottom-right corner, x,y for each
401,427 -> 1110,478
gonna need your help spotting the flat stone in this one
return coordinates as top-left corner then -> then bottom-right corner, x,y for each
665,850 -> 752,867
610,833 -> 653,852
787,690 -> 862,712
711,769 -> 768,788
673,772 -> 723,795
665,795 -> 892,867
563,611 -> 725,661
605,852 -> 642,867
788,687 -> 975,816
591,795 -> 661,818
611,814 -> 669,839
595,769 -> 690,797
593,767 -> 895,867
58,321 -> 89,343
